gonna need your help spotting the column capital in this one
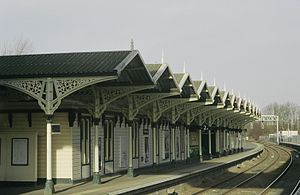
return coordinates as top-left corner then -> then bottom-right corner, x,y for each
127,120 -> 134,127
93,117 -> 100,125
170,123 -> 176,129
151,122 -> 157,128
46,115 -> 53,123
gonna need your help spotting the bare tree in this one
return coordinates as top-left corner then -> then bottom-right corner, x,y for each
248,102 -> 300,140
1,39 -> 33,55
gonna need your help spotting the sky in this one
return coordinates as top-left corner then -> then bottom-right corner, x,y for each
1,0 -> 300,108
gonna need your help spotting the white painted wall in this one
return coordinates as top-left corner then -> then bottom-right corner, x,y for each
71,116 -> 81,181
0,132 -> 37,182
0,112 -> 72,180
111,116 -> 127,173
139,119 -> 153,168
159,123 -> 171,164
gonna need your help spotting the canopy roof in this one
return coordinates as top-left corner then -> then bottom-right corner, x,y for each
0,50 -> 147,78
0,49 -> 260,122
193,80 -> 212,103
174,73 -> 197,98
145,63 -> 179,93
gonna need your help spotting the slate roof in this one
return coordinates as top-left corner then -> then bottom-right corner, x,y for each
145,64 -> 162,77
0,50 -> 133,78
174,73 -> 185,85
193,81 -> 201,90
208,86 -> 217,98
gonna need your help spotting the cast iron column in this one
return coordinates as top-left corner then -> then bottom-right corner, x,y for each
199,128 -> 203,162
44,115 -> 55,195
127,121 -> 134,177
208,129 -> 212,159
93,118 -> 101,183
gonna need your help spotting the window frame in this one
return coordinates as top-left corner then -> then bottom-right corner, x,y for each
132,121 -> 139,159
162,129 -> 170,160
80,117 -> 91,165
11,138 -> 29,166
104,118 -> 114,162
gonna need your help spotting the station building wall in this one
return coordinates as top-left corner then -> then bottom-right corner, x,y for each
0,111 -> 192,182
0,112 -> 72,182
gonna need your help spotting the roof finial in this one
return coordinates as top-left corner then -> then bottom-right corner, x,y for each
231,89 -> 234,95
224,83 -> 226,91
200,72 -> 203,80
183,62 -> 186,73
238,91 -> 241,98
161,50 -> 164,64
130,38 -> 134,50
213,78 -> 216,86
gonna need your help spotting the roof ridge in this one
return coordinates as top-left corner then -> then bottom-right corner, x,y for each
0,49 -> 133,58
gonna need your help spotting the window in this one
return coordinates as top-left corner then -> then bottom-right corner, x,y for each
144,137 -> 149,163
80,118 -> 90,165
155,128 -> 159,157
104,119 -> 114,161
162,129 -> 170,159
132,122 -> 139,159
180,129 -> 185,155
176,136 -> 180,159
51,124 -> 61,134
11,138 -> 28,166
143,128 -> 149,163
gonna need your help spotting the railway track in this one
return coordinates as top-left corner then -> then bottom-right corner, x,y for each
263,146 -> 300,195
188,146 -> 272,194
146,143 -> 300,195
147,143 -> 300,195
290,179 -> 300,195
191,143 -> 286,194
222,145 -> 292,195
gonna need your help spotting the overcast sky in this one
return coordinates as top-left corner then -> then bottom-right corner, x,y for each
1,0 -> 300,108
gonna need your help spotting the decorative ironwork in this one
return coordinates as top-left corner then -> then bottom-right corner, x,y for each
189,106 -> 214,122
0,76 -> 117,115
133,93 -> 174,109
161,99 -> 189,121
94,85 -> 153,118
124,93 -> 174,120
0,79 -> 44,100
100,87 -> 137,104
146,101 -> 161,122
54,77 -> 105,99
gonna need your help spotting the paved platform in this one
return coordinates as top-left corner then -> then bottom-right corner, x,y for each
0,142 -> 263,195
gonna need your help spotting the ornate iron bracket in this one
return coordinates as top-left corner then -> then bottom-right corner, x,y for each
124,92 -> 177,120
0,76 -> 116,115
165,102 -> 200,124
147,98 -> 189,122
89,85 -> 154,119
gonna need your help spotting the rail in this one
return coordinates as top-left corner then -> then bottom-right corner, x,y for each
259,146 -> 293,195
193,147 -> 270,194
223,144 -> 284,195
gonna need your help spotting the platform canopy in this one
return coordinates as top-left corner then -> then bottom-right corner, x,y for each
0,50 -> 154,115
